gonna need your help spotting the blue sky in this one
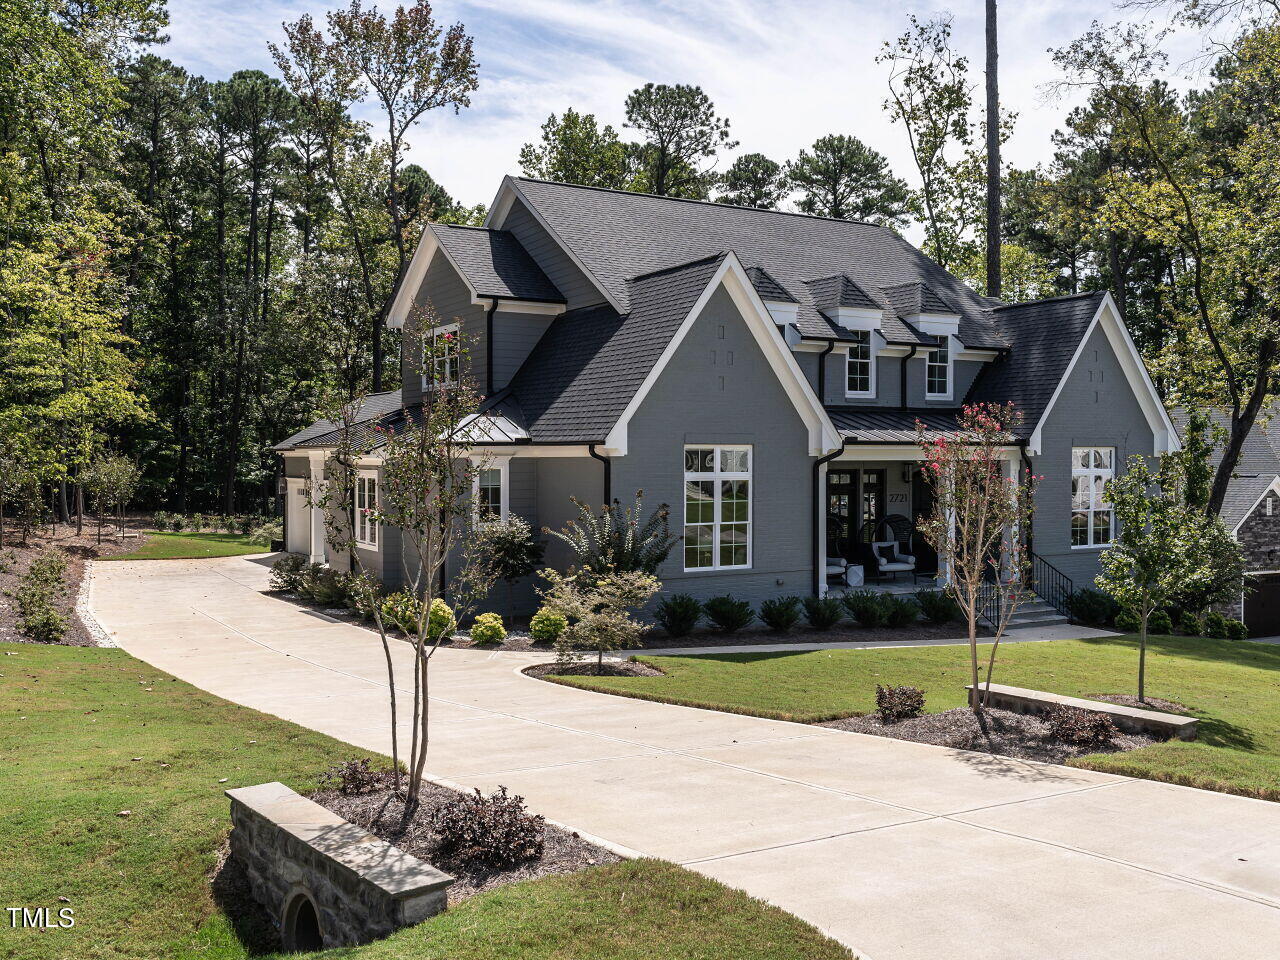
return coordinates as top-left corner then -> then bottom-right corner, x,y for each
163,0 -> 1207,213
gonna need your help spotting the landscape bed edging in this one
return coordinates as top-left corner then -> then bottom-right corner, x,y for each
965,683 -> 1199,740
226,781 -> 454,950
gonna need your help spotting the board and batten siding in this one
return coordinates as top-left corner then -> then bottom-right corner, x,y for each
501,199 -> 604,310
1028,322 -> 1156,588
611,284 -> 817,605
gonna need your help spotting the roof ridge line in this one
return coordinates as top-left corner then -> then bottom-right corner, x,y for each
991,290 -> 1106,311
626,251 -> 728,282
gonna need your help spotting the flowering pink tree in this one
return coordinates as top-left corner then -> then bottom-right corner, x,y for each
916,403 -> 1039,713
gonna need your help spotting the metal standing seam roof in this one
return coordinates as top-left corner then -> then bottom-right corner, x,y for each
825,407 -> 1014,444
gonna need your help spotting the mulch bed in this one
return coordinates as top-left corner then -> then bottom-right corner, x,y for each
310,774 -> 622,905
637,619 -> 988,649
523,659 -> 664,680
1093,693 -> 1188,713
0,521 -> 145,647
821,706 -> 1160,764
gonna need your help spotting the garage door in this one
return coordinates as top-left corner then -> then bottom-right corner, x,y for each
1244,573 -> 1280,638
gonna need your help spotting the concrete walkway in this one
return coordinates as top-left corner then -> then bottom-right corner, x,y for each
90,556 -> 1280,960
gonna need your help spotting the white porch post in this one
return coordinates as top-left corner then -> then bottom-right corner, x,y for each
940,465 -> 955,587
817,460 -> 829,597
307,450 -> 327,565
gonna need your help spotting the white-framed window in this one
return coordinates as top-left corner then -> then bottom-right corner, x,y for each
684,445 -> 751,571
355,472 -> 378,547
845,331 -> 875,398
925,335 -> 951,398
1071,447 -> 1114,548
421,323 -> 459,390
471,457 -> 508,522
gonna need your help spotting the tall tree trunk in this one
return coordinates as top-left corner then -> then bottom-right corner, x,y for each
984,0 -> 1001,298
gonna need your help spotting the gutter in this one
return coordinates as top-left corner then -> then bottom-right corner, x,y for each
588,444 -> 612,506
812,439 -> 851,595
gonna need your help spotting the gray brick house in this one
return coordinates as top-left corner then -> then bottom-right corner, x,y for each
276,177 -> 1179,621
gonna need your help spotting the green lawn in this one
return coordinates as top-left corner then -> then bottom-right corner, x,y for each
0,643 -> 852,960
551,633 -> 1280,801
103,531 -> 269,560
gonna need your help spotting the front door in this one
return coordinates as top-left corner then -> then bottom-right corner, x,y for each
826,468 -> 886,563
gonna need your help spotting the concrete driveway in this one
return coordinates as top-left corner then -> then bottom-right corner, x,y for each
89,556 -> 1280,960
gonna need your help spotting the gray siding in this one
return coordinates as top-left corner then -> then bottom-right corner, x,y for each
796,345 -> 984,408
1028,323 -> 1156,588
612,285 -> 818,604
502,199 -> 604,310
536,456 -> 604,570
492,311 -> 555,390
402,249 -> 486,405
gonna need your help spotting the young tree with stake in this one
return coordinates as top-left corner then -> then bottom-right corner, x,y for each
916,403 -> 1038,713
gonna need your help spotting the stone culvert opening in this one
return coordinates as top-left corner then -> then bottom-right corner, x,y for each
283,891 -> 324,952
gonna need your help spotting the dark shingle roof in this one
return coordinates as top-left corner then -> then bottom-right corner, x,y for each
1169,408 -> 1280,474
881,281 -> 957,317
965,292 -> 1107,438
509,178 -> 1005,349
806,274 -> 882,312
745,265 -> 795,303
1221,474 -> 1278,531
274,390 -> 403,450
505,253 -> 727,443
429,223 -> 564,302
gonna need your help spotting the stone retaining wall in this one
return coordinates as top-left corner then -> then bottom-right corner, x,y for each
227,782 -> 453,950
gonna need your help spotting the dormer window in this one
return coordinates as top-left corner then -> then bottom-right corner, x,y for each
846,331 -> 875,398
926,336 -> 952,399
422,323 -> 460,390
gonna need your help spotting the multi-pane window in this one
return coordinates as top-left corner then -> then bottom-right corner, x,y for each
1071,447 -> 1114,547
846,330 -> 874,396
355,473 -> 378,546
475,466 -> 505,521
926,336 -> 950,397
684,446 -> 751,570
422,324 -> 459,389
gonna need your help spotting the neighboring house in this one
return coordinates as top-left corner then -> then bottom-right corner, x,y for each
275,177 -> 1178,623
1172,409 -> 1280,636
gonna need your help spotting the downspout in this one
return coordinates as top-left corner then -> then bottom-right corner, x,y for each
812,439 -> 851,595
899,345 -> 919,410
816,339 -> 836,403
589,444 -> 612,507
484,299 -> 498,397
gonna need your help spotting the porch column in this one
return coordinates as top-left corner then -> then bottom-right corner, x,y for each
308,450 -> 327,565
939,466 -> 955,587
816,460 -> 829,597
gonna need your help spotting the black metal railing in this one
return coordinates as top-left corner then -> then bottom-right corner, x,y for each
1027,551 -> 1073,619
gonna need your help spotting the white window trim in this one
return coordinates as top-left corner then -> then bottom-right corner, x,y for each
683,444 -> 753,572
844,331 -> 876,399
421,322 -> 460,391
925,335 -> 953,400
354,471 -> 378,548
1071,446 -> 1115,550
471,456 -> 510,523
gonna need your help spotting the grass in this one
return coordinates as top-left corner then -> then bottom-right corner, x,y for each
103,531 -> 268,560
550,633 -> 1280,802
0,642 -> 853,960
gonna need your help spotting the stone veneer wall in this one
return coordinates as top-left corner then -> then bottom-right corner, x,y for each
226,782 -> 453,949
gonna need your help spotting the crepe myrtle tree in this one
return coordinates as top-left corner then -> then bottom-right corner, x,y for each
309,315 -> 486,806
916,403 -> 1038,713
1096,454 -> 1237,703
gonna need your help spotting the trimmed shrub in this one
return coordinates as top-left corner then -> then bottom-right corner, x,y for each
298,563 -> 346,606
915,589 -> 960,624
170,515 -> 186,532
842,589 -> 887,628
431,786 -> 545,868
653,593 -> 702,637
759,596 -> 803,632
1066,588 -> 1120,627
380,591 -> 423,634
249,518 -> 282,547
238,515 -> 256,535
427,598 -> 457,642
1226,619 -> 1247,641
882,595 -> 920,628
268,554 -> 307,592
1046,706 -> 1118,747
153,511 -> 172,532
1177,609 -> 1203,636
341,571 -> 382,621
802,595 -> 844,630
703,595 -> 756,633
13,548 -> 68,644
19,604 -> 67,643
529,607 -> 568,642
875,684 -> 925,724
1147,609 -> 1173,635
470,612 -> 506,645
1115,607 -> 1141,633
317,758 -> 384,796
1203,610 -> 1229,639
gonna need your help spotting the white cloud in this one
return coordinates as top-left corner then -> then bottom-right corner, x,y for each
164,0 -> 1210,217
